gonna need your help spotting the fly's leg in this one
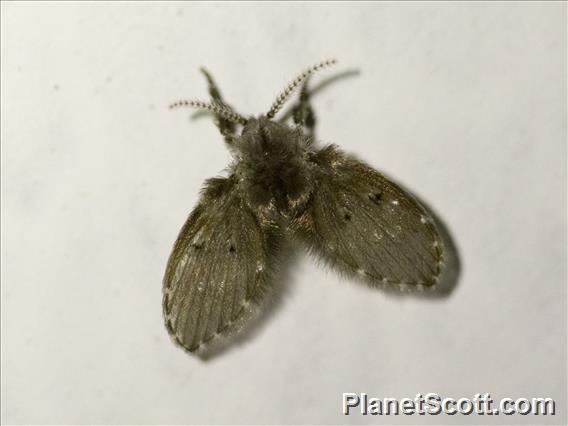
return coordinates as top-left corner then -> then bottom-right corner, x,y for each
291,77 -> 316,140
200,67 -> 236,144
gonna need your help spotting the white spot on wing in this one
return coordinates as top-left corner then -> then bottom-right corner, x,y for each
172,252 -> 189,284
191,228 -> 204,245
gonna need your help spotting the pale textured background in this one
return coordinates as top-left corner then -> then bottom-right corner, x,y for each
1,2 -> 566,425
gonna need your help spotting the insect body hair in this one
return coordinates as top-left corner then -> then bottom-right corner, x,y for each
233,116 -> 313,213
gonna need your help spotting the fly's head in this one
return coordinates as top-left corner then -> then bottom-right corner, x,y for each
169,59 -> 338,213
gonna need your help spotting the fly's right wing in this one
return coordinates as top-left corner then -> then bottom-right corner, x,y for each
292,145 -> 444,288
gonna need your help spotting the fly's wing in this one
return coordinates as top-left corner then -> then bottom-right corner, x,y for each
163,176 -> 279,352
292,145 -> 444,288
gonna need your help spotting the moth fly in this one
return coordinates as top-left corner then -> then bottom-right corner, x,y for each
164,59 -> 445,354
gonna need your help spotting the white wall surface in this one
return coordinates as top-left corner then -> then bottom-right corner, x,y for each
1,2 -> 566,425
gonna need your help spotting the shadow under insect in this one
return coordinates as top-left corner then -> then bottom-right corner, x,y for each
196,242 -> 300,361
165,61 -> 461,360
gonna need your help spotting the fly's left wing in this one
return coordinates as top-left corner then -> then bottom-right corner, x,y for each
163,176 -> 280,352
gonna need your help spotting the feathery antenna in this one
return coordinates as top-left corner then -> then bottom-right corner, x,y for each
169,100 -> 248,125
266,59 -> 337,119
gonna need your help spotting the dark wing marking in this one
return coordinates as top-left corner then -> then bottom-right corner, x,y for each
163,176 -> 279,352
292,145 -> 444,288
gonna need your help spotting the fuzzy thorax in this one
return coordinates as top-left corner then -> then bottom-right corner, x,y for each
233,116 -> 313,211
